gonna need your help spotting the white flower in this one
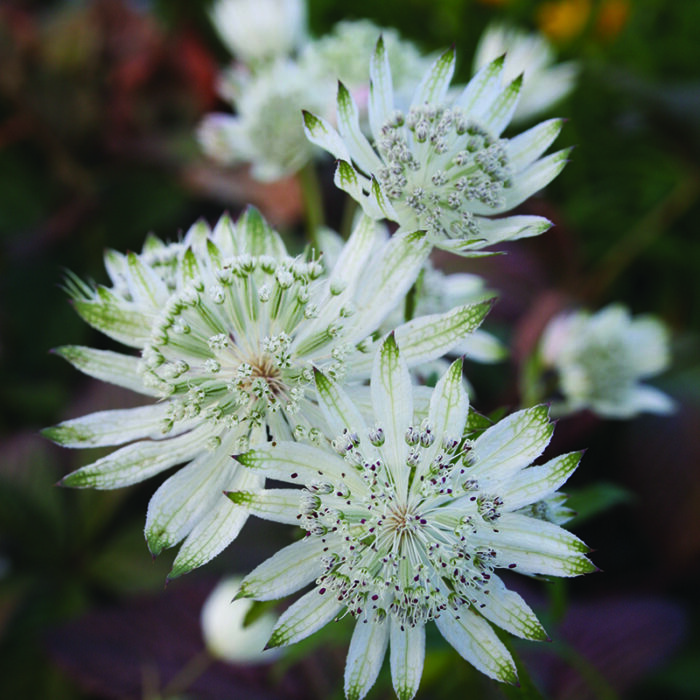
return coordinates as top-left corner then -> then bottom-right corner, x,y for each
304,39 -> 569,256
44,210 -> 491,577
232,335 -> 593,700
540,304 -> 675,418
198,59 -> 327,181
209,0 -> 307,64
300,20 -> 432,117
473,23 -> 578,125
201,577 -> 281,664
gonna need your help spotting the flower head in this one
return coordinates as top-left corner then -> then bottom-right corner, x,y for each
540,303 -> 675,418
305,39 -> 569,256
300,20 -> 431,116
44,210 -> 491,577
198,59 -> 327,181
232,335 -> 593,700
209,0 -> 307,64
473,23 -> 578,124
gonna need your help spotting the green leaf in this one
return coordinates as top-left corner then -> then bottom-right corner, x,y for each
566,482 -> 635,525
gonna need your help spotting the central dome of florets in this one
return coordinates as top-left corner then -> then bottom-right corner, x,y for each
300,423 -> 507,628
140,252 -> 335,436
375,106 -> 512,242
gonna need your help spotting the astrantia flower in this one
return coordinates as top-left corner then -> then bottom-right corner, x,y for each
540,304 -> 675,418
209,0 -> 307,64
231,335 -> 593,700
300,20 -> 432,117
44,209 -> 491,576
198,59 -> 327,181
473,23 -> 578,124
304,38 -> 569,256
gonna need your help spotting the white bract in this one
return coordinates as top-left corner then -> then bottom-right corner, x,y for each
540,304 -> 675,418
473,23 -> 578,124
232,335 -> 593,700
201,577 -> 281,664
304,38 -> 569,256
209,0 -> 307,64
44,209 -> 492,577
198,59 -> 327,181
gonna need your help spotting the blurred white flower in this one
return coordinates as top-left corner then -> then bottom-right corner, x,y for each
300,20 -> 432,117
473,24 -> 578,124
540,304 -> 675,418
201,577 -> 281,663
198,60 -> 327,181
210,0 -> 307,64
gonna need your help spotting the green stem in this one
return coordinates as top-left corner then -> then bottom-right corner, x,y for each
298,161 -> 324,250
159,649 -> 213,699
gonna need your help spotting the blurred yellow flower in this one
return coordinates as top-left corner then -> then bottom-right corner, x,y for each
537,0 -> 591,41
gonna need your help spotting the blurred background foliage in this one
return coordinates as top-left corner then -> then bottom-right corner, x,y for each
0,0 -> 699,698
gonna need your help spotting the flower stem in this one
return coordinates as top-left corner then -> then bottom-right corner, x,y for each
298,161 -> 324,251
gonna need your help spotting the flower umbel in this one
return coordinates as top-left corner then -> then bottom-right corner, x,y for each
232,335 -> 594,700
44,209 -> 491,577
304,38 -> 569,255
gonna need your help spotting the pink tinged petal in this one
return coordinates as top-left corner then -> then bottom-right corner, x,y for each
226,488 -> 303,526
59,422 -> 213,489
507,118 -> 564,172
344,618 -> 390,700
52,345 -> 158,396
476,74 -> 523,136
372,334 -> 413,497
470,405 -> 553,485
267,586 -> 345,648
389,619 -> 425,700
168,467 -> 264,578
302,110 -> 351,162
43,403 -> 172,449
469,575 -> 548,641
435,606 -> 518,683
394,300 -> 493,367
337,82 -> 384,175
144,434 -> 242,556
502,451 -> 582,511
454,55 -> 505,115
236,442 -> 364,492
369,36 -> 395,137
237,537 -> 329,601
411,47 -> 456,107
